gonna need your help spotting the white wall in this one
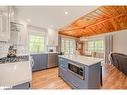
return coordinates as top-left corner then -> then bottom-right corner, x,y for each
113,29 -> 127,55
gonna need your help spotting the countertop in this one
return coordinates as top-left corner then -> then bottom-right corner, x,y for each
0,59 -> 32,87
0,52 -> 59,58
59,55 -> 104,66
30,52 -> 59,55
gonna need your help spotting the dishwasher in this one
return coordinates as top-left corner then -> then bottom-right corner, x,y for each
47,53 -> 58,68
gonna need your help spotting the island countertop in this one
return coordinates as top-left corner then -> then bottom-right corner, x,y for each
59,55 -> 103,66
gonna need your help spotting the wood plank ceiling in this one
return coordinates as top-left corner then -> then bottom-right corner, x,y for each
59,6 -> 127,38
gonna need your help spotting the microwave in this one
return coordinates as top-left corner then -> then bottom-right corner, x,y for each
68,63 -> 84,80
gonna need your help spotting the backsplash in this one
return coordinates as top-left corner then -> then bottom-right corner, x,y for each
0,42 -> 11,57
47,45 -> 58,52
0,41 -> 29,58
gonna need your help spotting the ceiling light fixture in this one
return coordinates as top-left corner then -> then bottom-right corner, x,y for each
65,11 -> 68,15
26,19 -> 31,22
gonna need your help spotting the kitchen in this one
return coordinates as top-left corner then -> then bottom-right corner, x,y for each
0,6 -> 127,89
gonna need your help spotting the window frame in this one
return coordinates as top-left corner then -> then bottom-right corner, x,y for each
29,34 -> 46,53
28,26 -> 47,54
61,37 -> 76,55
86,39 -> 104,53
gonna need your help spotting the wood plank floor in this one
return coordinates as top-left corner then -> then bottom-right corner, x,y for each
32,64 -> 127,89
32,68 -> 71,89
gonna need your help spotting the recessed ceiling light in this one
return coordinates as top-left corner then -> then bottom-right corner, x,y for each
65,11 -> 68,15
26,19 -> 31,22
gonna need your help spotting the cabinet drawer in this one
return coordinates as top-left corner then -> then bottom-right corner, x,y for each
59,67 -> 69,82
67,71 -> 87,89
69,78 -> 80,88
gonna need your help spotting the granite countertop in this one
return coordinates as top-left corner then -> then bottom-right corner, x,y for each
59,55 -> 104,66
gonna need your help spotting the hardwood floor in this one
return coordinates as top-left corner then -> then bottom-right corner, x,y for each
32,64 -> 127,89
102,64 -> 127,89
32,68 -> 71,89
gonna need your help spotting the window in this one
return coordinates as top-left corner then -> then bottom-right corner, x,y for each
86,40 -> 104,53
28,25 -> 46,53
88,41 -> 94,52
94,40 -> 104,52
61,38 -> 76,54
29,35 -> 46,53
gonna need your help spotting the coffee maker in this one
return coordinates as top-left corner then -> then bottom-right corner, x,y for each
7,45 -> 17,58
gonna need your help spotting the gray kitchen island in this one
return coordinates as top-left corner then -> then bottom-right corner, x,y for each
58,55 -> 103,89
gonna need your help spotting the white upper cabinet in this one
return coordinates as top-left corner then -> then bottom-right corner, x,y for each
0,6 -> 10,41
17,23 -> 27,46
9,6 -> 28,47
47,28 -> 58,46
10,21 -> 27,46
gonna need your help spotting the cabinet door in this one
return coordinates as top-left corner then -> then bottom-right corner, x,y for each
67,70 -> 87,89
59,67 -> 69,82
17,24 -> 26,46
47,28 -> 58,46
10,22 -> 27,46
37,54 -> 48,70
0,7 -> 10,41
31,54 -> 48,72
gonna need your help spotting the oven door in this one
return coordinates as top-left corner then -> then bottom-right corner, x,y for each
68,63 -> 84,80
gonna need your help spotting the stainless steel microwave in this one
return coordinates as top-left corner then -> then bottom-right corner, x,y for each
68,62 -> 84,80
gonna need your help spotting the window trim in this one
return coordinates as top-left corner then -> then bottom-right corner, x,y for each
61,37 -> 76,54
85,39 -> 104,53
29,34 -> 46,53
28,25 -> 47,53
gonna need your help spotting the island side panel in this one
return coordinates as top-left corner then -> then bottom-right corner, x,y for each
87,62 -> 101,89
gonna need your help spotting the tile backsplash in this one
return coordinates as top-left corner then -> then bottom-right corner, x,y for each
0,42 -> 29,58
0,42 -> 11,57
